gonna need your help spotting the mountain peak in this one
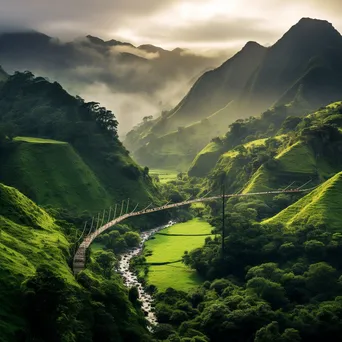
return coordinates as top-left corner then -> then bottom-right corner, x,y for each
138,44 -> 167,53
272,17 -> 342,52
281,17 -> 340,41
297,17 -> 334,28
86,35 -> 105,45
242,41 -> 265,51
85,35 -> 134,48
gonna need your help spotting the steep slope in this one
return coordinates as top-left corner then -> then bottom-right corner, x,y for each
200,101 -> 342,197
0,65 -> 8,81
189,103 -> 305,177
156,41 -> 267,132
0,182 -> 75,339
0,71 -> 162,212
0,137 -> 112,212
242,141 -> 330,193
245,18 -> 342,111
188,141 -> 223,177
0,183 -> 151,341
263,172 -> 342,230
129,18 -> 342,169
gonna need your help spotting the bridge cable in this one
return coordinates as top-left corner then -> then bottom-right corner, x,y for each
281,181 -> 295,192
95,212 -> 101,231
85,216 -> 94,238
119,200 -> 125,217
203,190 -> 213,198
130,203 -> 139,214
113,204 -> 118,220
126,198 -> 130,214
233,187 -> 244,195
296,179 -> 312,191
100,209 -> 106,227
107,206 -> 112,223
142,202 -> 153,211
76,221 -> 88,243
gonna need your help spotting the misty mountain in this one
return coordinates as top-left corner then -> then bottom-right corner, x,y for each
127,18 -> 342,169
0,30 -> 224,134
154,18 -> 342,131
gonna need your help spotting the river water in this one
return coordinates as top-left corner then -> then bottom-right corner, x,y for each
117,221 -> 176,327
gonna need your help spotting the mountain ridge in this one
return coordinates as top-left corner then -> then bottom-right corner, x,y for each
128,17 -> 342,169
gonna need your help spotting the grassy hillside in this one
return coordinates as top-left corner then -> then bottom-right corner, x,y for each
192,99 -> 342,202
263,172 -> 342,230
0,182 -> 75,340
0,71 -> 163,213
188,141 -> 223,177
0,137 -> 112,212
0,182 -> 151,341
243,141 -> 327,193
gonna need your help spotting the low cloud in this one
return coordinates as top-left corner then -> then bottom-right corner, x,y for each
0,34 -> 225,135
111,45 -> 160,60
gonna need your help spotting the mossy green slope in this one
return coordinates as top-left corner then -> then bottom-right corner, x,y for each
243,141 -> 336,193
188,141 -> 222,177
263,172 -> 342,230
0,138 -> 112,212
0,182 -> 76,340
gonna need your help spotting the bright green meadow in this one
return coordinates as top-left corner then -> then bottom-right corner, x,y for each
144,218 -> 214,291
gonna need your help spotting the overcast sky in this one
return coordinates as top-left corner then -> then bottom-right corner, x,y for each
1,0 -> 342,52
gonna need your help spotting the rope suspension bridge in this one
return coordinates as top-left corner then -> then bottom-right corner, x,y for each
73,183 -> 316,274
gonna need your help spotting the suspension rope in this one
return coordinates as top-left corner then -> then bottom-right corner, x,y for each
107,207 -> 112,223
76,221 -> 88,242
296,179 -> 312,190
281,181 -> 295,192
130,202 -> 139,214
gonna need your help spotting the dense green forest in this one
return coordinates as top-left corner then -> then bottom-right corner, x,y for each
136,98 -> 342,341
0,71 -> 163,215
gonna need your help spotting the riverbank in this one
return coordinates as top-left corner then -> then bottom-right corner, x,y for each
116,222 -> 175,327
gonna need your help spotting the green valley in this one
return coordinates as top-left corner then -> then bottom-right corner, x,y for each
144,219 -> 214,291
3,14 -> 342,342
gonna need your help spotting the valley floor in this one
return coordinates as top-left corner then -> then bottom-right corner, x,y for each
144,218 -> 214,291
149,169 -> 178,183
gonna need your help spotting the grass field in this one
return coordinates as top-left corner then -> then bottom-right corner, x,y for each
14,136 -> 67,144
263,172 -> 342,230
144,218 -> 214,291
149,169 -> 178,183
0,137 -> 112,212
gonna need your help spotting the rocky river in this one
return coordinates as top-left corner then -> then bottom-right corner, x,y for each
117,221 -> 176,327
